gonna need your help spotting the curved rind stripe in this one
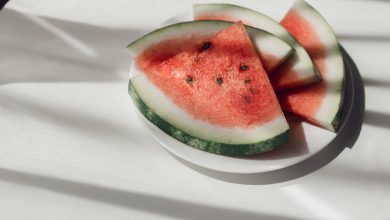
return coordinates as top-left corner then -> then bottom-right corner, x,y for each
129,80 -> 289,156
130,72 -> 289,144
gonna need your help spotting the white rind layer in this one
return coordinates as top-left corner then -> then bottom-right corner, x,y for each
193,4 -> 288,38
127,20 -> 292,69
290,0 -> 344,131
130,65 -> 289,144
247,29 -> 291,64
193,4 -> 317,82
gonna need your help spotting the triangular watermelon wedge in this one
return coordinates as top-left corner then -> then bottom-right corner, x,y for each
129,22 -> 289,156
193,3 -> 320,90
278,0 -> 345,131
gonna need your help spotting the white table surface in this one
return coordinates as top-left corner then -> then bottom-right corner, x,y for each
1,0 -> 390,219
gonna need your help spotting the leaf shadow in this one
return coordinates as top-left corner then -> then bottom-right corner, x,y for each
0,8 -> 147,84
0,92 -> 149,148
0,168 -> 299,220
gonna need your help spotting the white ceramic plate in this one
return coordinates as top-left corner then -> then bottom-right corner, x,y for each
129,10 -> 355,174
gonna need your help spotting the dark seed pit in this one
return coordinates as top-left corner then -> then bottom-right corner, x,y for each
199,42 -> 212,52
216,77 -> 223,85
239,65 -> 249,71
244,79 -> 251,84
185,75 -> 193,84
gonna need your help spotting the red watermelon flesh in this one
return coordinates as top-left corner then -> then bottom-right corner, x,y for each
137,22 -> 284,128
193,16 -> 315,90
137,35 -> 211,71
194,15 -> 280,73
138,34 -> 284,75
279,10 -> 325,122
193,4 -> 320,91
278,0 -> 344,131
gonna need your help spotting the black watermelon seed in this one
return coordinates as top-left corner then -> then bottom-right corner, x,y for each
244,79 -> 251,84
186,76 -> 193,84
216,77 -> 223,85
199,42 -> 212,52
239,65 -> 249,71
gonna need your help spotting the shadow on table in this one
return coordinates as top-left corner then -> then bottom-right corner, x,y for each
0,8 -> 147,84
175,46 -> 365,185
338,34 -> 390,43
242,119 -> 309,161
363,77 -> 390,88
0,168 -> 298,220
364,110 -> 390,129
0,91 -> 150,147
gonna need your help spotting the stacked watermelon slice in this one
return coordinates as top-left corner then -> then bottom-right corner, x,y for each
127,0 -> 345,156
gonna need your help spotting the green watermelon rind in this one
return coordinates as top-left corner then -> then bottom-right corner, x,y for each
129,80 -> 289,156
194,3 -> 290,41
331,79 -> 344,131
330,45 -> 346,132
126,20 -> 293,72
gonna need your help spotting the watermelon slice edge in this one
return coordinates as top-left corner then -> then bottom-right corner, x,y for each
279,0 -> 345,132
129,80 -> 289,156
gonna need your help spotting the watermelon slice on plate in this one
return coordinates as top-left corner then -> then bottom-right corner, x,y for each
134,45 -> 356,174
193,3 -> 320,90
128,22 -> 289,156
126,3 -> 359,174
278,0 -> 345,132
128,20 -> 293,74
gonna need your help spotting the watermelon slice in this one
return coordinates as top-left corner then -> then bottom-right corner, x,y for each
278,0 -> 345,131
193,3 -> 320,90
128,20 -> 293,74
128,22 -> 289,156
